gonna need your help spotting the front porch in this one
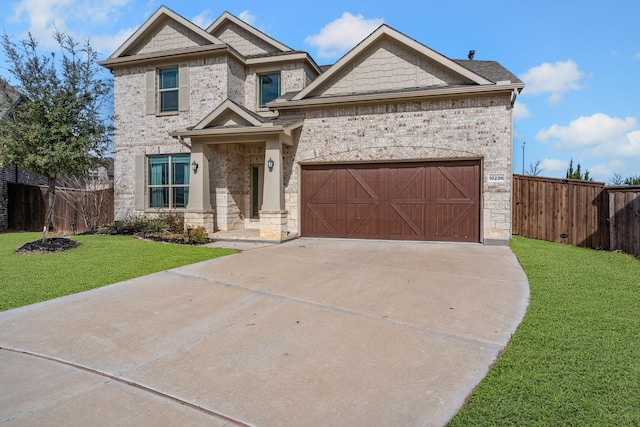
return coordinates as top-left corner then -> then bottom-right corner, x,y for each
170,99 -> 302,242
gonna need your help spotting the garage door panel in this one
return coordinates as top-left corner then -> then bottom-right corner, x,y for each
346,202 -> 382,238
389,202 -> 426,240
434,202 -> 476,241
305,203 -> 339,236
302,161 -> 480,242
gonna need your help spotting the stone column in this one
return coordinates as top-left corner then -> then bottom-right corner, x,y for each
260,137 -> 289,241
185,141 -> 214,232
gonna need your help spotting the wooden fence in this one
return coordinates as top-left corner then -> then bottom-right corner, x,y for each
513,175 -> 640,256
8,183 -> 114,234
608,186 -> 640,256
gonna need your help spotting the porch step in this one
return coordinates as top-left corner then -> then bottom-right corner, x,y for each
210,228 -> 262,242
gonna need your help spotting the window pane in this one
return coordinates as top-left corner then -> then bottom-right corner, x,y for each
149,187 -> 169,208
173,187 -> 189,208
160,90 -> 179,112
159,68 -> 178,89
148,156 -> 169,185
172,155 -> 190,185
259,73 -> 280,108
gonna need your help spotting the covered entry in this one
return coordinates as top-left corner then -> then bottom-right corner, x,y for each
301,160 -> 480,242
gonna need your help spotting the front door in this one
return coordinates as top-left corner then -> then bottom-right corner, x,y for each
251,164 -> 264,218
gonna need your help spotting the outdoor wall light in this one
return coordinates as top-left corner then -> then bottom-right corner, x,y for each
267,157 -> 274,171
191,160 -> 198,173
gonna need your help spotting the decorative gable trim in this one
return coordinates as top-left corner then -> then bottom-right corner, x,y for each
292,25 -> 493,101
193,99 -> 266,129
206,11 -> 292,53
109,6 -> 222,59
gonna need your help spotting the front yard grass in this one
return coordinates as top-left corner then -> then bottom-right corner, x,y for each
449,236 -> 640,426
0,232 -> 237,312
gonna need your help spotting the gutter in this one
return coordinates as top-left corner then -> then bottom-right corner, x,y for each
269,82 -> 525,110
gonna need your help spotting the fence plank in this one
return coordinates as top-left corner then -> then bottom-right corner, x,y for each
514,176 -> 640,254
8,183 -> 114,233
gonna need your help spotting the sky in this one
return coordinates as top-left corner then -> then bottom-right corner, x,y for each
1,0 -> 639,183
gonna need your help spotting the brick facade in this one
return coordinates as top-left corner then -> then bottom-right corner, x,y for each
102,7 -> 522,243
282,95 -> 514,241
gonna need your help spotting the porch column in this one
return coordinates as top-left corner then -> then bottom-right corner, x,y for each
262,138 -> 285,211
185,141 -> 214,232
260,137 -> 288,241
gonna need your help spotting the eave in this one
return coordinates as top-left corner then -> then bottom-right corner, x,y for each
169,120 -> 303,146
269,83 -> 524,110
98,44 -> 235,69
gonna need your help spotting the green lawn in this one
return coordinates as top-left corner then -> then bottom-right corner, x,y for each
449,236 -> 640,426
0,233 -> 237,311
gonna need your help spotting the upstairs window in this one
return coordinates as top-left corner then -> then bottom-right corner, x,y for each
159,67 -> 179,113
148,154 -> 190,209
258,73 -> 281,109
146,64 -> 189,115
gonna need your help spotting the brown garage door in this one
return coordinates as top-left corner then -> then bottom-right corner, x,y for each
301,161 -> 480,242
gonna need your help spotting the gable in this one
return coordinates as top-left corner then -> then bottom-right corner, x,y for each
194,99 -> 265,130
310,38 -> 473,98
292,25 -> 492,102
107,6 -> 221,59
211,21 -> 279,56
206,12 -> 291,57
129,17 -> 212,56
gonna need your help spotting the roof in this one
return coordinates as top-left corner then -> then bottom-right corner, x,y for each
107,6 -> 222,60
452,60 -> 523,84
0,79 -> 22,118
206,11 -> 292,53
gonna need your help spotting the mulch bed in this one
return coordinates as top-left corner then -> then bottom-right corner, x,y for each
15,238 -> 81,255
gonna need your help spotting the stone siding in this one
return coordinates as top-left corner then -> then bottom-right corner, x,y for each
283,94 -> 514,242
113,57 -> 228,218
319,40 -> 467,97
133,18 -> 209,54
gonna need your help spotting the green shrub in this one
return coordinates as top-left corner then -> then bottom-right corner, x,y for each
158,210 -> 184,233
145,219 -> 168,234
187,226 -> 208,244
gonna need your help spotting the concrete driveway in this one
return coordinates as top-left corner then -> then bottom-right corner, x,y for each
0,238 -> 528,426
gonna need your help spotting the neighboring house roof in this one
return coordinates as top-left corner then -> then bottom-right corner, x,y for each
0,79 -> 22,119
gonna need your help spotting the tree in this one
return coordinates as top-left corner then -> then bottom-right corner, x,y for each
527,158 -> 544,176
611,173 -> 640,185
565,159 -> 593,181
0,31 -> 112,239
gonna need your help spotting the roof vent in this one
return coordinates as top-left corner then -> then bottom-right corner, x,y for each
468,50 -> 475,60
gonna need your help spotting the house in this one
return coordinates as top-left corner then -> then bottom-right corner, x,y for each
99,7 -> 523,244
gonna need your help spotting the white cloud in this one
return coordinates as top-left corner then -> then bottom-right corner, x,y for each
305,12 -> 384,60
513,102 -> 531,120
9,0 -> 132,52
238,10 -> 256,26
539,158 -> 569,173
535,114 -> 640,180
634,52 -> 640,60
91,27 -> 137,57
192,9 -> 214,29
536,113 -> 637,150
519,60 -> 583,104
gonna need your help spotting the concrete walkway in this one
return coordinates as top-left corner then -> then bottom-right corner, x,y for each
0,239 -> 529,426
